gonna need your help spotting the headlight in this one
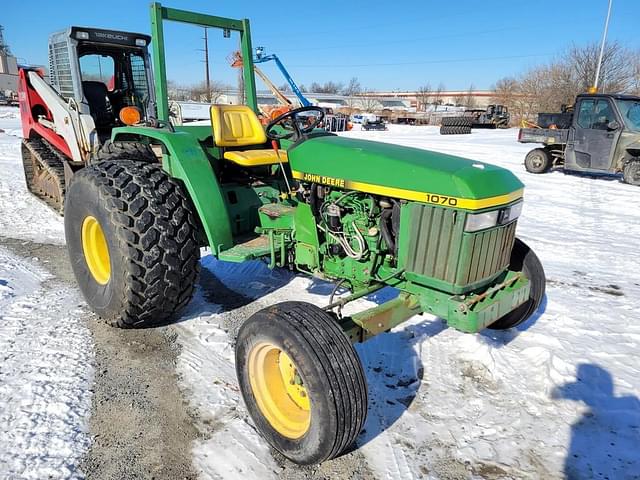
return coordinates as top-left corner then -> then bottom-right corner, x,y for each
135,38 -> 147,47
465,211 -> 499,232
464,201 -> 523,232
76,31 -> 90,40
498,201 -> 523,225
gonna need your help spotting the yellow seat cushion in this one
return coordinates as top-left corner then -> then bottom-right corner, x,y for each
210,104 -> 267,147
223,149 -> 288,167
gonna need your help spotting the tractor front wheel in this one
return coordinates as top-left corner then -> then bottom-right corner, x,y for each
487,238 -> 546,330
235,301 -> 367,465
64,160 -> 201,328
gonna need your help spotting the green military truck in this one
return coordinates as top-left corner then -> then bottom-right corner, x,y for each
519,93 -> 640,185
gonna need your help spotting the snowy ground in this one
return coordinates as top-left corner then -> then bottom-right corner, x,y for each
0,108 -> 93,479
1,106 -> 638,479
175,124 -> 640,479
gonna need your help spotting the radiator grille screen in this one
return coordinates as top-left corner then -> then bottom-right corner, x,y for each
403,203 -> 516,288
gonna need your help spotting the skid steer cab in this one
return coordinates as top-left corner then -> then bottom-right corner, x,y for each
20,2 -> 548,467
18,26 -> 158,212
49,26 -> 156,138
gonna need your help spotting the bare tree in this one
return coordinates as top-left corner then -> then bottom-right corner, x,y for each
359,92 -> 381,112
310,81 -> 344,94
342,77 -> 362,113
492,77 -> 518,106
630,53 -> 640,96
434,82 -> 445,107
514,42 -> 638,120
188,80 -> 228,103
567,41 -> 635,94
416,84 -> 432,111
465,84 -> 476,108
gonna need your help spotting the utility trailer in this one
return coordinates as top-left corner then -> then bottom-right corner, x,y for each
518,93 -> 640,185
20,3 -> 547,465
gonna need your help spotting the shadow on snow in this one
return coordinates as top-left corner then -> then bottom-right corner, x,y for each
176,254 -> 547,455
552,363 -> 640,479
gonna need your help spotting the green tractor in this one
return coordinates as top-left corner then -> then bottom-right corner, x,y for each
31,4 -> 546,465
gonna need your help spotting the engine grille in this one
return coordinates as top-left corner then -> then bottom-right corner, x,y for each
402,203 -> 516,289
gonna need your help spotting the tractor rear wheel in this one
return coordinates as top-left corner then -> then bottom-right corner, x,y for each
487,238 -> 546,330
623,160 -> 640,186
235,301 -> 367,465
524,148 -> 551,173
64,159 -> 200,328
92,141 -> 157,163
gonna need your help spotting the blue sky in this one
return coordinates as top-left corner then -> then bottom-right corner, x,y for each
3,0 -> 639,91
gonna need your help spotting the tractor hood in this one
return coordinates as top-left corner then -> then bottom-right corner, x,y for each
288,136 -> 524,210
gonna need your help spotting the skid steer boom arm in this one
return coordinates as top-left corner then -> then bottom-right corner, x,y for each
19,69 -> 97,163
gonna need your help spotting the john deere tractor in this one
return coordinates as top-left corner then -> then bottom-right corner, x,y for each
20,4 -> 545,465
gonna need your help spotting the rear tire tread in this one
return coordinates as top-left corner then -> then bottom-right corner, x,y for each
68,160 -> 200,328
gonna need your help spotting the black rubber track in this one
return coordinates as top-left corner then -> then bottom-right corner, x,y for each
64,160 -> 200,328
235,301 -> 367,465
92,141 -> 157,164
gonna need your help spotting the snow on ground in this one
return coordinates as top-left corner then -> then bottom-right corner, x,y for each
0,245 -> 93,479
0,107 -> 65,244
0,109 -> 93,479
1,104 -> 638,479
175,124 -> 640,479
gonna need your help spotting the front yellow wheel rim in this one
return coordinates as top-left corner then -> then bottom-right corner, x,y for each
248,342 -> 311,439
81,216 -> 111,285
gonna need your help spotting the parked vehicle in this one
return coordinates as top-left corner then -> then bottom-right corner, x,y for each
362,118 -> 387,130
518,93 -> 640,186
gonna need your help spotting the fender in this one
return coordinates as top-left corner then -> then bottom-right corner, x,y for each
112,125 -> 233,253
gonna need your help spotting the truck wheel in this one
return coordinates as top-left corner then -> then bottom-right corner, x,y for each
487,238 -> 546,330
64,160 -> 200,328
92,141 -> 157,163
623,160 -> 640,186
524,148 -> 551,173
235,301 -> 367,465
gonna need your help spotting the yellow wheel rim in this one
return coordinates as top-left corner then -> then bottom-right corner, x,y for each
248,342 -> 311,439
81,216 -> 111,285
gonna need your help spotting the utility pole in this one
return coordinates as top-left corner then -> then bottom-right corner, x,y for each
203,27 -> 211,102
592,0 -> 613,93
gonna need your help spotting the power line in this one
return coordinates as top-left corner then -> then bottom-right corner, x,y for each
258,14 -> 601,54
275,26 -> 519,53
287,53 -> 552,68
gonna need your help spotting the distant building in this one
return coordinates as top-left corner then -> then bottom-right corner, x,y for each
0,26 -> 18,94
363,90 -> 497,109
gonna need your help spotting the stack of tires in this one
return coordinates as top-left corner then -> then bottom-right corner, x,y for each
440,116 -> 472,135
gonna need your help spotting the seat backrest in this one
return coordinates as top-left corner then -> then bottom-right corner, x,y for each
82,81 -> 113,127
210,104 -> 267,147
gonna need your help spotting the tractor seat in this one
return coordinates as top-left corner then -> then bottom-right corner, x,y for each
210,105 -> 287,167
82,81 -> 114,128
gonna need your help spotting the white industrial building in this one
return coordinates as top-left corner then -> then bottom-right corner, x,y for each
0,25 -> 18,95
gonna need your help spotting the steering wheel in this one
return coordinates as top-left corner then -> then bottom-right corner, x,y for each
265,106 -> 325,141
